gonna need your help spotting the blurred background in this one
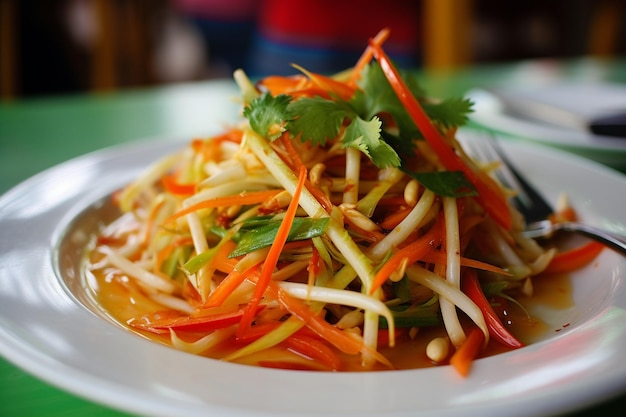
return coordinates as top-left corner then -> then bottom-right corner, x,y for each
1,0 -> 624,100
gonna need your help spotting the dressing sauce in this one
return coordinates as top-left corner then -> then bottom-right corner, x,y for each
85,251 -> 574,372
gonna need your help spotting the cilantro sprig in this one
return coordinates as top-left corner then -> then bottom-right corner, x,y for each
244,93 -> 399,169
243,61 -> 475,197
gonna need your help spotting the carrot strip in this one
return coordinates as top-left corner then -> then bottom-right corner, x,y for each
370,218 -> 444,294
273,283 -> 361,355
161,174 -> 196,196
280,134 -> 305,170
307,244 -> 321,286
379,206 -> 413,230
141,199 -> 165,246
210,239 -> 239,274
292,65 -> 356,101
543,240 -> 604,275
550,206 -> 578,223
285,334 -> 342,371
213,128 -> 244,144
348,27 -> 390,87
258,75 -> 307,96
449,327 -> 484,377
420,251 -> 512,276
204,263 -> 261,308
163,189 -> 281,225
369,41 -> 512,230
155,237 -> 193,273
274,137 -> 334,213
237,166 -> 308,337
271,282 -> 394,368
286,87 -> 342,99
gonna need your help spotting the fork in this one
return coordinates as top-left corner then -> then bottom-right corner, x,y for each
466,134 -> 626,256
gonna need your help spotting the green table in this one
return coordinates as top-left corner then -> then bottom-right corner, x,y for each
1,59 -> 625,417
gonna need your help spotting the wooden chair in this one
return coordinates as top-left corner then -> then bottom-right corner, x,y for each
1,0 -> 623,100
0,0 -> 163,100
422,0 -> 475,70
0,0 -> 17,99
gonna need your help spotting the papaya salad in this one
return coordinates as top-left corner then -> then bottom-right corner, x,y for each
86,29 -> 604,375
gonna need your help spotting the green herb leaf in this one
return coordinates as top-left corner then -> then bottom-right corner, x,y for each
423,97 -> 474,128
342,116 -> 400,168
229,217 -> 330,258
288,97 -> 353,146
401,168 -> 477,198
243,94 -> 293,140
353,62 -> 424,142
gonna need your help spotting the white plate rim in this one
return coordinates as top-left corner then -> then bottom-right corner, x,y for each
0,132 -> 625,417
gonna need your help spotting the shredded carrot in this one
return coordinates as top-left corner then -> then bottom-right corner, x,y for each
449,327 -> 484,377
204,263 -> 261,308
190,130 -> 243,161
154,237 -> 193,273
141,199 -> 166,246
273,283 -> 361,355
258,74 -> 308,96
348,27 -> 390,87
274,137 -> 334,213
210,239 -> 239,274
271,281 -> 394,369
292,65 -> 356,101
237,166 -> 308,336
163,189 -> 282,225
213,128 -> 244,144
550,206 -> 578,223
379,206 -> 413,230
284,334 -> 342,371
286,87 -> 344,99
307,244 -> 321,287
420,251 -> 512,276
370,218 -> 444,294
161,174 -> 196,196
280,134 -> 305,170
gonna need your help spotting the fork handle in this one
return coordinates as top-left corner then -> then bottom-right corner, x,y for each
556,222 -> 626,256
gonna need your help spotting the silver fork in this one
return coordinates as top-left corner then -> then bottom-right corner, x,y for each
467,134 -> 626,256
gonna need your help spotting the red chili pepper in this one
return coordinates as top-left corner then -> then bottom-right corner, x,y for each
137,305 -> 266,334
369,41 -> 512,230
543,241 -> 604,275
461,269 -> 524,349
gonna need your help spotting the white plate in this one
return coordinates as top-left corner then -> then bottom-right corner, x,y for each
467,86 -> 626,170
1,134 -> 626,417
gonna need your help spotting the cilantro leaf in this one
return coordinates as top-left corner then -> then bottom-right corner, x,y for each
243,94 -> 293,141
342,116 -> 400,168
423,97 -> 474,128
401,168 -> 477,198
288,97 -> 353,146
353,62 -> 424,142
